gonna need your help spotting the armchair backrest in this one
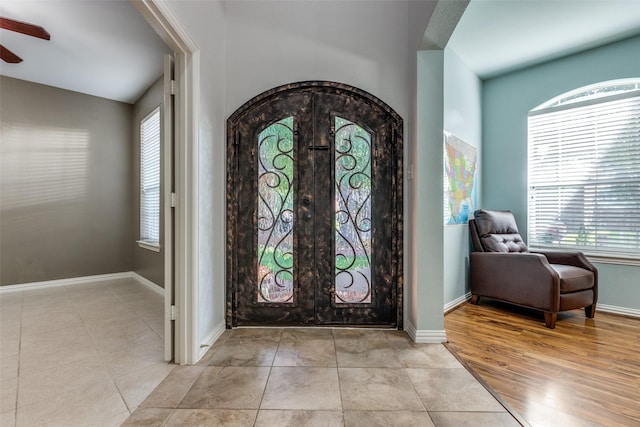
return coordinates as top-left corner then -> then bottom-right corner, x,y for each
469,209 -> 529,253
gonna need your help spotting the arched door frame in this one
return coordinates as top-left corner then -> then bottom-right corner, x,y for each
226,81 -> 403,328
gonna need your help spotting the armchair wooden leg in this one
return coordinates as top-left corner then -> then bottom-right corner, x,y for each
470,295 -> 480,305
585,304 -> 596,318
544,312 -> 557,329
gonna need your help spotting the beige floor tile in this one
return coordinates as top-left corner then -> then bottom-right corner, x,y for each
68,286 -> 118,305
121,408 -> 173,426
335,339 -> 402,368
140,365 -> 206,408
102,410 -> 133,427
75,298 -> 139,323
164,409 -> 257,427
1,377 -> 17,414
17,356 -> 112,407
338,368 -> 425,411
0,292 -> 23,305
273,336 -> 337,367
1,354 -> 18,381
392,342 -> 463,368
0,410 -> 16,427
18,323 -> 93,354
208,338 -> 278,366
179,366 -> 269,409
1,281 -> 169,426
114,362 -> 175,410
0,301 -> 22,325
230,327 -> 283,341
332,329 -> 387,340
197,333 -> 232,365
20,307 -> 84,336
261,367 -> 342,411
255,410 -> 344,427
428,411 -> 521,427
70,281 -> 116,292
384,330 -> 414,343
101,340 -> 165,377
106,278 -> 149,294
405,368 -> 505,412
282,328 -> 335,340
18,344 -> 100,377
21,295 -> 75,316
121,293 -> 164,309
15,378 -> 128,427
139,313 -> 164,334
85,318 -> 162,353
344,410 -> 435,427
0,321 -> 20,358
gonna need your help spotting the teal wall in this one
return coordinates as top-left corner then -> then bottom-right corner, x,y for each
482,35 -> 640,311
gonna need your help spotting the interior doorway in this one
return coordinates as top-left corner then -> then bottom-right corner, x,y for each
227,81 -> 403,328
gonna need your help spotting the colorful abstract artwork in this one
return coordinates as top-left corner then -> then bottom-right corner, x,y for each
444,132 -> 478,225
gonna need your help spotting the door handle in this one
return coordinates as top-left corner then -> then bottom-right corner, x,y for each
302,197 -> 312,206
303,213 -> 312,221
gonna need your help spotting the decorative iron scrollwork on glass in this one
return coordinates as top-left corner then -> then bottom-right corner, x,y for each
257,117 -> 294,303
334,116 -> 372,303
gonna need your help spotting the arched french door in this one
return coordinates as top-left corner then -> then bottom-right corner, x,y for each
226,82 -> 402,327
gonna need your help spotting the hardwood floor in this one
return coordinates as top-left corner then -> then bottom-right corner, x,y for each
444,300 -> 640,427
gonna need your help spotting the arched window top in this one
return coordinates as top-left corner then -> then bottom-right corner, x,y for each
532,78 -> 640,111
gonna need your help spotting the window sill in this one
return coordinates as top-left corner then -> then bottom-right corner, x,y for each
530,246 -> 640,267
137,240 -> 161,252
583,254 -> 640,267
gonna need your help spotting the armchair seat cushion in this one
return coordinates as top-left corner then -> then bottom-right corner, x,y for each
550,264 -> 595,293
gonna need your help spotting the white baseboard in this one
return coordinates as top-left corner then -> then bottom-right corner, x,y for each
131,272 -> 164,296
598,304 -> 640,318
198,321 -> 227,361
406,321 -> 448,343
444,292 -> 472,313
0,271 -> 164,295
0,272 -> 133,293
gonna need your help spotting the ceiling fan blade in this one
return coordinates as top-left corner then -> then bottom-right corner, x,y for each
0,44 -> 23,63
0,17 -> 50,40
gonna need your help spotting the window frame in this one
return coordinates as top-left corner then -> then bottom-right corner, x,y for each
138,106 -> 162,252
527,81 -> 640,265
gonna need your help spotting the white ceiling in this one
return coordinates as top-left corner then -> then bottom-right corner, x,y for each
0,0 -> 170,104
448,0 -> 640,79
1,1 -> 639,103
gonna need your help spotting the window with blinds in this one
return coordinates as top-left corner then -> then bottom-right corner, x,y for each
528,80 -> 640,259
139,107 -> 161,250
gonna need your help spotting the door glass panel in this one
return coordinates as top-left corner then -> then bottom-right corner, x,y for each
257,117 -> 294,303
334,117 -> 372,303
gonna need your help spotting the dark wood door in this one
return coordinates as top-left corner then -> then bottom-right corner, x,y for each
227,82 -> 402,327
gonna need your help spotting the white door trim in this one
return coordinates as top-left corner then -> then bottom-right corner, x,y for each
132,0 -> 200,365
162,53 -> 174,362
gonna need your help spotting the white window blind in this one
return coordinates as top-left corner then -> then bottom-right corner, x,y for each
140,107 -> 161,248
528,88 -> 640,258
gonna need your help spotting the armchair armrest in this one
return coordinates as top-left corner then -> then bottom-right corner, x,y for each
531,250 -> 597,274
470,252 -> 560,312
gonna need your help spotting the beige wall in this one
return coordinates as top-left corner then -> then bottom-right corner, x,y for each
132,76 -> 165,287
0,76 -> 133,285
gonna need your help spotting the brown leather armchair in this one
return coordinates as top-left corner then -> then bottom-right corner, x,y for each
469,209 -> 597,329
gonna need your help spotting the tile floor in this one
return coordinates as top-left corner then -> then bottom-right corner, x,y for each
125,328 -> 522,426
1,279 -> 522,426
0,278 -> 172,427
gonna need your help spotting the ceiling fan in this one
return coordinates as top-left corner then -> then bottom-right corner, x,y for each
0,16 -> 50,64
